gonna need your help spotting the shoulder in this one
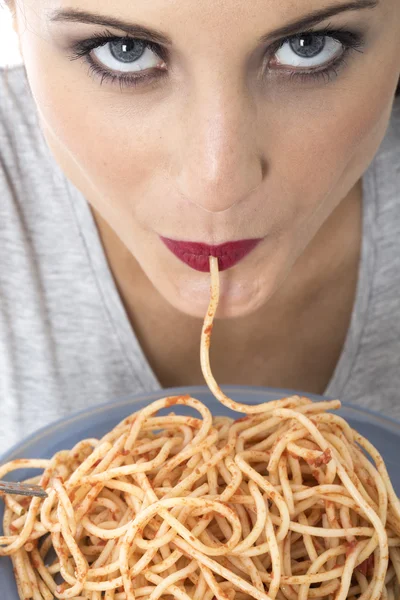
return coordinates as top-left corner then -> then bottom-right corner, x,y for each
0,65 -> 58,203
0,65 -> 47,170
0,65 -> 34,134
367,96 -> 400,230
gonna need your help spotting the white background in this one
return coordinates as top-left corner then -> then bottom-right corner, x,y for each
0,6 -> 22,66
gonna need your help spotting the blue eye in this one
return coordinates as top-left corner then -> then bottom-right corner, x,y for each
92,38 -> 165,74
275,34 -> 343,69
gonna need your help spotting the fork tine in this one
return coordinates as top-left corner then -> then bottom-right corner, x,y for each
0,480 -> 48,498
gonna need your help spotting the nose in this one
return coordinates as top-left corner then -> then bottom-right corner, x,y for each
174,86 -> 267,213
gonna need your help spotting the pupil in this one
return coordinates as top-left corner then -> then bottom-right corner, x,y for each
289,35 -> 326,58
110,39 -> 146,63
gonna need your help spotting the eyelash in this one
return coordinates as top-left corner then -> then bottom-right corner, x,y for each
69,27 -> 365,89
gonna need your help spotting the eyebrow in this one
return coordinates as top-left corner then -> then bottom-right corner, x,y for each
261,0 -> 379,41
50,0 -> 379,46
49,8 -> 173,45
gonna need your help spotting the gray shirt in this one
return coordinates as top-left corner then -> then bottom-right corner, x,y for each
1,66 -> 400,453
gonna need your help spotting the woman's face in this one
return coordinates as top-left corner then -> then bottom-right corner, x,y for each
12,0 -> 400,317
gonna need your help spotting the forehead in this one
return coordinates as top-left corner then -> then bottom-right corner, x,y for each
23,0 -> 363,27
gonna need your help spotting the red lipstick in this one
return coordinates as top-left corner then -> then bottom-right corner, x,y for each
160,237 -> 262,272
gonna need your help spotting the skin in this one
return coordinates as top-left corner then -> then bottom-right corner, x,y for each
7,0 -> 400,391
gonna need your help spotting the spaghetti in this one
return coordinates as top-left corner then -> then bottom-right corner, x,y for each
1,256 -> 400,600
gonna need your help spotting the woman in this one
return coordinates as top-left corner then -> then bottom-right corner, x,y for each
0,0 -> 399,452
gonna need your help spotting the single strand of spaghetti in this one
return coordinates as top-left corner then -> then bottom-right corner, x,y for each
340,505 -> 357,544
293,485 -> 352,502
297,400 -> 342,414
262,565 -> 345,586
235,454 -> 290,542
148,560 -> 198,600
132,437 -> 170,456
264,500 -> 281,600
4,494 -> 26,517
239,418 -> 284,441
104,480 -> 145,500
178,423 -> 195,448
278,455 -> 295,517
0,459 -> 51,480
142,415 -> 203,432
203,448 -> 218,494
288,520 -> 373,537
287,454 -> 302,486
82,577 -> 125,592
81,514 -> 132,541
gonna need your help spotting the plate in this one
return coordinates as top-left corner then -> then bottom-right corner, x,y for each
1,386 -> 400,598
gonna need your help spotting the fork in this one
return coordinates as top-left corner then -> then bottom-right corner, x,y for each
0,480 -> 48,498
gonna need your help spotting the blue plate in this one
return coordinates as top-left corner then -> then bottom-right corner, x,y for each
1,386 -> 400,598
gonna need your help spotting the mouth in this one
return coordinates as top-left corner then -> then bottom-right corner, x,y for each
160,237 -> 262,272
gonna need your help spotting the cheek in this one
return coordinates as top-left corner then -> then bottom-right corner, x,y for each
271,83 -> 393,222
21,40 -> 168,215
39,87 -> 160,200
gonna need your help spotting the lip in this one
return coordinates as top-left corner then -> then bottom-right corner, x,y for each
160,237 -> 262,272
